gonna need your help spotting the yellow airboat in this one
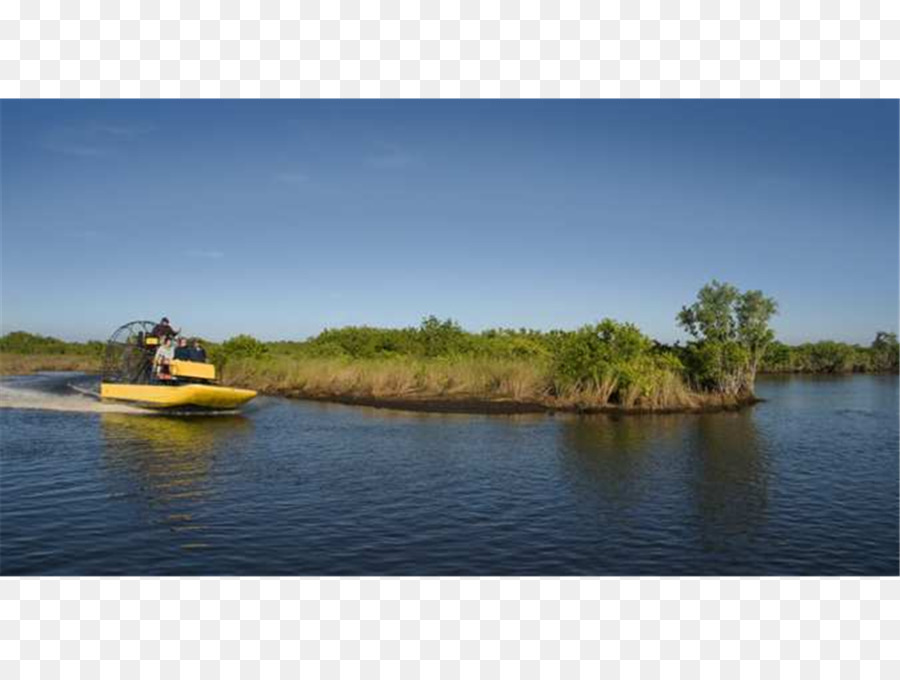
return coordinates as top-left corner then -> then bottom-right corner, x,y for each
99,320 -> 256,410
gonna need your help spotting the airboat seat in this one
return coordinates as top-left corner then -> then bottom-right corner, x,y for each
170,359 -> 216,381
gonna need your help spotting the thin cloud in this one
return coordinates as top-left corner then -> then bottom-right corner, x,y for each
365,143 -> 416,169
186,249 -> 225,260
274,171 -> 310,186
42,121 -> 155,157
75,229 -> 102,241
43,140 -> 109,157
90,122 -> 155,138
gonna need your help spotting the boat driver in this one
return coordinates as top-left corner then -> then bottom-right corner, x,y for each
152,316 -> 180,340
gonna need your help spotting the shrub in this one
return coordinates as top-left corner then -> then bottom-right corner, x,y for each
551,319 -> 685,406
681,340 -> 750,393
418,316 -> 472,357
871,332 -> 899,372
217,334 -> 269,365
0,331 -> 103,357
806,341 -> 854,373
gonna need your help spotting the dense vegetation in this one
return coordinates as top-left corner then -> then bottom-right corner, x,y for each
0,331 -> 103,357
0,331 -> 102,374
212,326 -> 897,377
761,332 -> 900,374
206,282 -> 896,409
2,283 -> 897,410
212,318 -> 700,409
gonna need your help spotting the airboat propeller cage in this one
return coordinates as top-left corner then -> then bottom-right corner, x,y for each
102,320 -> 160,384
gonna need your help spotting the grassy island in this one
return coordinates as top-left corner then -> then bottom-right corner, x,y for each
2,282 -> 897,415
209,282 -> 899,413
218,352 -> 752,414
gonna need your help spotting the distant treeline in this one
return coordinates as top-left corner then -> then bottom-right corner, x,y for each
0,331 -> 104,357
760,335 -> 900,374
214,322 -> 900,375
2,323 -> 898,377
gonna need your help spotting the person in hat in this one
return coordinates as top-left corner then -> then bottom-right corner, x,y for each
151,316 -> 180,340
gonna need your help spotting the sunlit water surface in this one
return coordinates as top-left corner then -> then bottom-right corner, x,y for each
1,373 -> 897,575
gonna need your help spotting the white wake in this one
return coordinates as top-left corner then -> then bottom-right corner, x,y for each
0,383 -> 148,415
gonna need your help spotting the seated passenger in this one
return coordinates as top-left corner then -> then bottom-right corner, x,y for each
190,339 -> 207,363
174,337 -> 192,361
152,316 -> 180,340
153,336 -> 175,379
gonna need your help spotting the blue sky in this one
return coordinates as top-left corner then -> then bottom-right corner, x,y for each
1,100 -> 897,343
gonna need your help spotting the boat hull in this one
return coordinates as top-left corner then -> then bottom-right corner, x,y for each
100,383 -> 257,410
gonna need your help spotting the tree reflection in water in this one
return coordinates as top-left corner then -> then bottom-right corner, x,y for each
558,413 -> 688,509
557,410 -> 769,571
687,412 -> 769,559
100,414 -> 253,549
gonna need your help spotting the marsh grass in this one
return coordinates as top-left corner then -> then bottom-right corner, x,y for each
0,353 -> 100,375
221,356 -> 552,401
219,354 -> 729,412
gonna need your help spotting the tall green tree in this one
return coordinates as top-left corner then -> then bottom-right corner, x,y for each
677,280 -> 778,395
677,281 -> 739,345
735,289 -> 778,386
871,331 -> 900,372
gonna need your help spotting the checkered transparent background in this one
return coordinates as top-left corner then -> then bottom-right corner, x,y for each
1,0 -> 899,98
3,0 -> 900,676
2,577 -> 899,677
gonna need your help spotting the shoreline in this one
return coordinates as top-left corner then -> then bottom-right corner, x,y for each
0,367 -> 762,416
0,354 -> 99,376
9,361 -> 898,416
267,387 -> 763,416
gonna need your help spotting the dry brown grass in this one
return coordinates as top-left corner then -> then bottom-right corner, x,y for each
219,355 -> 744,413
0,353 -> 100,376
221,356 -> 552,402
0,352 -> 748,413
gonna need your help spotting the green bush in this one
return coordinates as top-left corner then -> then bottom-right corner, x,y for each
303,317 -> 482,359
680,340 -> 750,393
477,330 -> 550,360
217,334 -> 269,364
0,331 -> 102,357
551,319 -> 684,404
871,332 -> 899,372
554,320 -> 645,389
306,326 -> 420,358
418,316 -> 472,357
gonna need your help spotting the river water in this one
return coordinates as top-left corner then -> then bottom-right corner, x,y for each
1,372 -> 897,575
